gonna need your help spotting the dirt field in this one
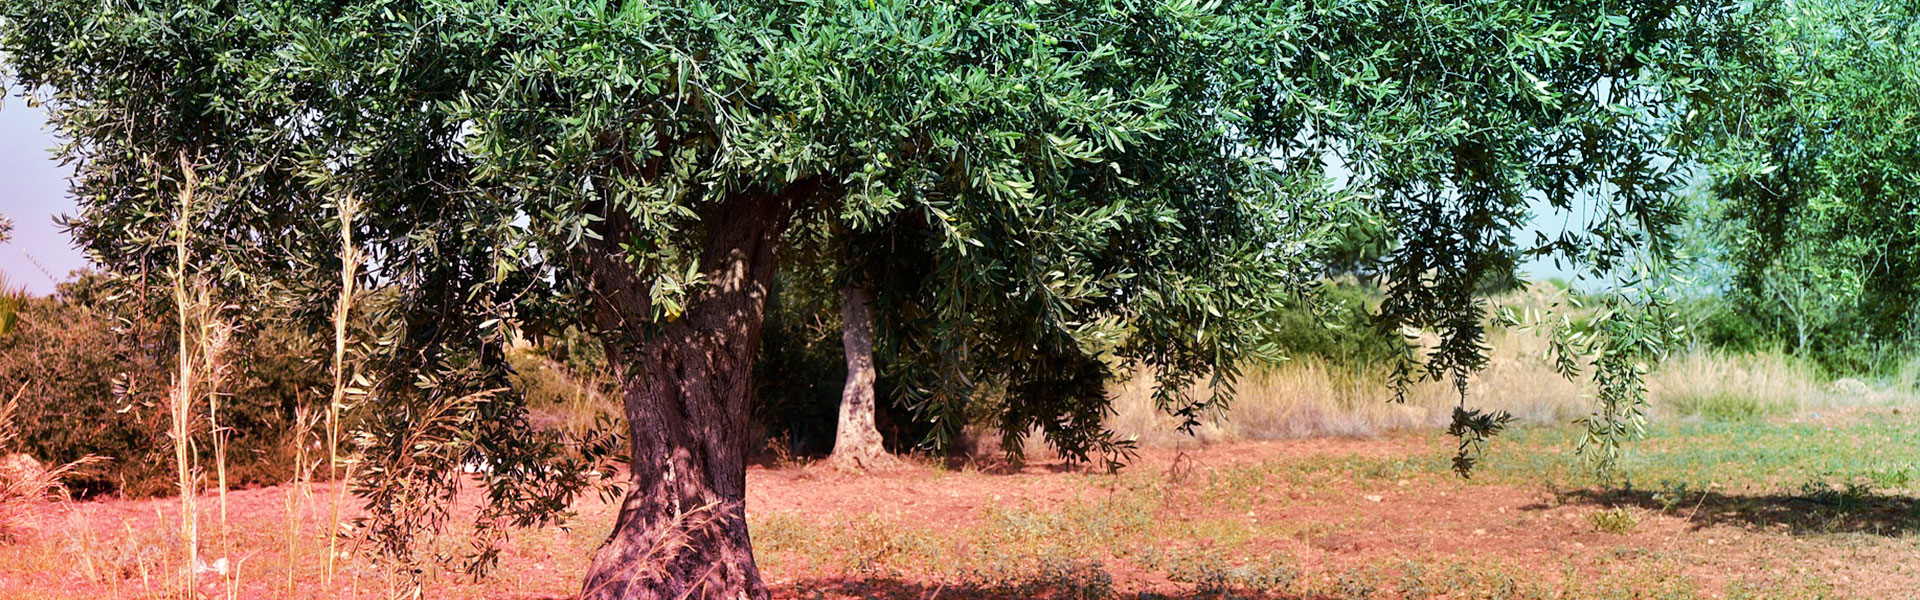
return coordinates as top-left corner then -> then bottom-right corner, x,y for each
4,410 -> 1918,599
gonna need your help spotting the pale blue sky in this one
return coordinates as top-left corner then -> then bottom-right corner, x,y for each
0,95 -> 83,295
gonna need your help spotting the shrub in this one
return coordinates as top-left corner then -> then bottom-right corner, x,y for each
1682,297 -> 1775,355
1262,281 -> 1405,368
0,273 -> 323,497
0,390 -> 102,542
1678,291 -> 1920,380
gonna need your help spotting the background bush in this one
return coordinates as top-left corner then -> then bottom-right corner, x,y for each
0,273 -> 324,497
1263,281 -> 1405,369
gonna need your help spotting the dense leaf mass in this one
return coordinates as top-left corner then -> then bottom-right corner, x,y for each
1692,0 -> 1920,364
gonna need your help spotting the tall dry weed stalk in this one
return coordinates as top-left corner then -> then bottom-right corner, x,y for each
168,155 -> 243,598
325,195 -> 363,592
283,408 -> 318,593
196,306 -> 237,600
169,155 -> 201,597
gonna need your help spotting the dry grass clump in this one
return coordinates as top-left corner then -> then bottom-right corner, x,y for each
1649,348 -> 1920,420
1648,350 -> 1817,420
1891,355 -> 1920,393
0,389 -> 101,543
1112,281 -> 1920,446
1113,335 -> 1917,447
1109,326 -> 1588,446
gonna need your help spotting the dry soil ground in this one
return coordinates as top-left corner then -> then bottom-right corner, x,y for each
3,409 -> 1918,599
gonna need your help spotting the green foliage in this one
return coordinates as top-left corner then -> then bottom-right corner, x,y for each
1262,282 -> 1404,369
1446,406 -> 1516,477
0,216 -> 16,337
0,287 -> 167,498
0,273 -> 20,340
1317,210 -> 1394,280
1673,290 -> 1916,379
1689,0 -> 1920,360
1504,285 -> 1684,478
1677,297 -> 1773,354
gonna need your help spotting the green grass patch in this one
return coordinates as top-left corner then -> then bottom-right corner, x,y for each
1663,390 -> 1796,421
1477,411 -> 1920,493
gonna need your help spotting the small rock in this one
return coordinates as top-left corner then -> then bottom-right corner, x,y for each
1363,494 -> 1384,502
193,557 -> 229,577
1830,378 -> 1870,395
0,453 -> 44,485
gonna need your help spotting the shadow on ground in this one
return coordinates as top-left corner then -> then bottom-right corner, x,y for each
1544,486 -> 1920,536
777,577 -> 1317,600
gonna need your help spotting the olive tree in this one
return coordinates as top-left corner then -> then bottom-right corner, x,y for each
2,0 -> 1740,597
1693,0 -> 1920,356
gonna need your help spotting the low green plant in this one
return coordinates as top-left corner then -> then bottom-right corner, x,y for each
1664,391 -> 1793,421
1865,467 -> 1913,490
1018,557 -> 1116,600
1326,568 -> 1379,600
1650,480 -> 1706,513
1589,507 -> 1640,534
1797,480 -> 1874,511
1150,547 -> 1296,596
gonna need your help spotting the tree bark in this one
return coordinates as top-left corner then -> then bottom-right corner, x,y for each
578,182 -> 813,600
828,284 -> 893,471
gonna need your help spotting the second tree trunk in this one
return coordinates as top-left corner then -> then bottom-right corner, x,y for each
829,284 -> 891,470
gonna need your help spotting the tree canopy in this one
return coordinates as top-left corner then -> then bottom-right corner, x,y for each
1,0 -> 1759,597
1690,0 -> 1920,366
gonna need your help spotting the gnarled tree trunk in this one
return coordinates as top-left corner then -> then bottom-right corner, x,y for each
828,284 -> 893,471
578,182 -> 814,600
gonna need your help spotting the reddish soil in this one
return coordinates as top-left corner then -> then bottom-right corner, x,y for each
3,434 -> 1914,599
751,438 -> 1919,599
